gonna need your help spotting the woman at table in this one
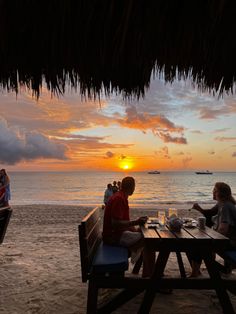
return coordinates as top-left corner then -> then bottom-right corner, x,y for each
190,182 -> 236,277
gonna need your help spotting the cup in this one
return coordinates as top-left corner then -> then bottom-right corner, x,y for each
158,210 -> 166,226
168,208 -> 178,218
198,216 -> 206,229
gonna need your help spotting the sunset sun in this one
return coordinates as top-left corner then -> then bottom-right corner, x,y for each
119,161 -> 133,170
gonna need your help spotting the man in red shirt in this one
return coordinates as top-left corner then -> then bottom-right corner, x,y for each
102,176 -> 155,277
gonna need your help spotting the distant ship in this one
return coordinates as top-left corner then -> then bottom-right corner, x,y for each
148,171 -> 160,174
195,170 -> 213,175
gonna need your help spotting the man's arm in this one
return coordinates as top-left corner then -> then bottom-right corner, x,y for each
112,216 -> 147,229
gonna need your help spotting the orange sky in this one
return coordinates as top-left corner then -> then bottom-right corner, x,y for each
0,79 -> 236,172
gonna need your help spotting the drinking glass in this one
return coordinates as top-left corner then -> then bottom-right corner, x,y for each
168,208 -> 178,218
158,210 -> 166,226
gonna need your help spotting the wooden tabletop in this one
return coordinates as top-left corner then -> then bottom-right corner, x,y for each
141,225 -> 230,251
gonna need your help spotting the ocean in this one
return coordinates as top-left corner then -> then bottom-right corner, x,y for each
8,171 -> 236,207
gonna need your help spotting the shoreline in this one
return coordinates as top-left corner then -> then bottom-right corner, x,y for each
10,202 -> 216,210
1,204 -> 235,313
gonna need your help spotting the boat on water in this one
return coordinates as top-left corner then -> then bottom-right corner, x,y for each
148,171 -> 160,174
195,170 -> 213,175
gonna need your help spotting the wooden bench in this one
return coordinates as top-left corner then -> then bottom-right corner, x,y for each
0,207 -> 12,245
78,207 -> 129,313
215,249 -> 236,296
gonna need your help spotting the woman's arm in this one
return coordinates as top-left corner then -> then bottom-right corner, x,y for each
192,203 -> 218,215
217,222 -> 229,236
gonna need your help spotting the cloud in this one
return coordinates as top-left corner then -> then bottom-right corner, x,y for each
208,150 -> 215,155
191,130 -> 203,134
0,118 -> 67,164
213,128 -> 230,133
115,105 -> 187,144
119,154 -> 127,160
155,131 -> 187,144
67,138 -> 132,152
121,106 -> 184,132
214,137 -> 236,142
105,151 -> 114,159
155,146 -> 170,159
198,108 -> 228,120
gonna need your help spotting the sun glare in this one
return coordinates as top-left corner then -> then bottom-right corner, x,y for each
119,161 -> 133,170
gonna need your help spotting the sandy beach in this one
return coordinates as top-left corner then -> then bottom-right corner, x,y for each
1,204 -> 236,314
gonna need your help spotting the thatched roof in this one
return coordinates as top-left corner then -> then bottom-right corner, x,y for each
0,0 -> 236,98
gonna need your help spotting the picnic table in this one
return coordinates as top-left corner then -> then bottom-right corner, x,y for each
79,208 -> 236,313
139,222 -> 235,314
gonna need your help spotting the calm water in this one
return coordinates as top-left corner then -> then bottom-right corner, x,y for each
9,171 -> 236,207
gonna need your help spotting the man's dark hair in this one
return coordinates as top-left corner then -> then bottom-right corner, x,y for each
121,176 -> 135,192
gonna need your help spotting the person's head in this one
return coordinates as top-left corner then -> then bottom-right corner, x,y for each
121,176 -> 135,196
107,183 -> 112,189
213,182 -> 236,204
113,181 -> 117,186
0,169 -> 6,176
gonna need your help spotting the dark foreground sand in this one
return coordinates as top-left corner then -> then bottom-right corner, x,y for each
1,204 -> 236,314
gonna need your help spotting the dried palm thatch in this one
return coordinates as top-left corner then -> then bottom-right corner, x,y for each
0,0 -> 236,98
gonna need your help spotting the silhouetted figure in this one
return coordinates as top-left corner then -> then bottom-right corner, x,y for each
112,181 -> 118,194
0,169 -> 10,206
103,183 -> 113,207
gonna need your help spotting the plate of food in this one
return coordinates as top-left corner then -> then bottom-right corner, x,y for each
147,217 -> 159,224
183,218 -> 197,228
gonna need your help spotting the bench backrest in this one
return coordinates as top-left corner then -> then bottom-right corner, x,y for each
0,207 -> 12,244
79,207 -> 102,282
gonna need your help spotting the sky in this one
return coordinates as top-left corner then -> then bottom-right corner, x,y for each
0,78 -> 236,172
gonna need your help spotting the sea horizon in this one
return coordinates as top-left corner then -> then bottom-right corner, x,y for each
8,170 -> 236,173
7,170 -> 236,207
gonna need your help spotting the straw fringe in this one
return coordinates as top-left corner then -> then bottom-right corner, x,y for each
0,0 -> 235,98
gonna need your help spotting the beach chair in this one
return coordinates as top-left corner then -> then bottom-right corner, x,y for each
0,207 -> 12,244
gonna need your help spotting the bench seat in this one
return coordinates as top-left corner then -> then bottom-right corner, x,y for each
224,250 -> 236,265
92,242 -> 129,273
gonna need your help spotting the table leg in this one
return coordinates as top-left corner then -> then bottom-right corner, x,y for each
138,250 -> 170,314
176,251 -> 186,278
203,255 -> 235,314
87,280 -> 98,314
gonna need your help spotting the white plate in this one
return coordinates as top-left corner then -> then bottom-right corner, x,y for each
183,221 -> 197,228
147,219 -> 159,224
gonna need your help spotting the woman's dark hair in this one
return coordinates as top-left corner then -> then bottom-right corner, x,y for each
215,182 -> 236,204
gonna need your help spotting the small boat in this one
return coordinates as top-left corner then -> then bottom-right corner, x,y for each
148,171 -> 160,174
195,170 -> 213,175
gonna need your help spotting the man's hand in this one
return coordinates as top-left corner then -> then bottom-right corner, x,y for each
136,216 -> 148,226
